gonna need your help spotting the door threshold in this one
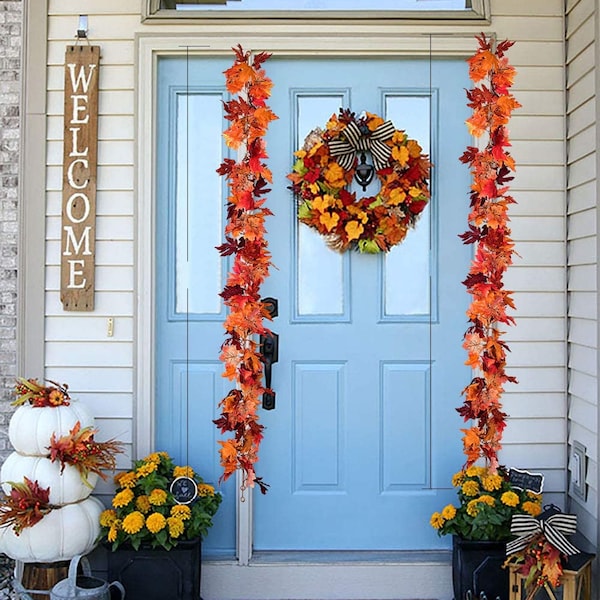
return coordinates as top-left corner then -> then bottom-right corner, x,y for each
249,550 -> 451,565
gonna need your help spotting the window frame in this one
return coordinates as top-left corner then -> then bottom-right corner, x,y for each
143,0 -> 491,22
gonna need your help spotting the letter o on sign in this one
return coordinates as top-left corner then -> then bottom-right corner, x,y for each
66,192 -> 91,224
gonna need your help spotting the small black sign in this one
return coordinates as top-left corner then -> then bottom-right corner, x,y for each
170,476 -> 198,504
509,467 -> 544,494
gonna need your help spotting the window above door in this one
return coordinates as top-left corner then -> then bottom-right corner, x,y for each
144,0 -> 490,21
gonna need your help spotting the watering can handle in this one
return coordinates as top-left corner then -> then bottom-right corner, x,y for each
108,580 -> 126,599
67,555 -> 92,590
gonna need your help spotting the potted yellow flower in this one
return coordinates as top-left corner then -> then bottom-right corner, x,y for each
431,465 -> 542,600
99,452 -> 221,600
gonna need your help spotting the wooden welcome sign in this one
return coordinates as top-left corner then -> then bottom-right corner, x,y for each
60,45 -> 100,311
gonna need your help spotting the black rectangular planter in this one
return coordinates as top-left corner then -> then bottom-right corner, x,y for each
106,538 -> 201,600
452,536 -> 509,600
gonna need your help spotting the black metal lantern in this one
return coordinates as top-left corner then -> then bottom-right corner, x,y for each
354,152 -> 375,191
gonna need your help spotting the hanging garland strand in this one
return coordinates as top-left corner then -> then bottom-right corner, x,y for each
457,34 -> 521,470
214,46 -> 277,495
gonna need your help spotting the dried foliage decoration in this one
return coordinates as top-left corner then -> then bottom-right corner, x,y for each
49,421 -> 124,487
214,46 -> 278,495
457,34 -> 521,469
0,478 -> 52,535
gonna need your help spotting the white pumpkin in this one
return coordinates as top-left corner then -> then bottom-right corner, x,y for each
8,401 -> 94,455
0,495 -> 104,562
1,453 -> 98,505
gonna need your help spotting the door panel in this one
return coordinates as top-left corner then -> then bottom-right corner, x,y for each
155,55 -> 471,553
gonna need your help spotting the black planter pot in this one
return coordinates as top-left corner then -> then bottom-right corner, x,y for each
452,536 -> 509,600
106,537 -> 201,600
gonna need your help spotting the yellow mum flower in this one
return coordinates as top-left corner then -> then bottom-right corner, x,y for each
430,512 -> 444,529
145,453 -> 162,464
466,499 -> 481,517
171,504 -> 192,520
523,501 -> 542,517
501,491 -> 520,507
149,489 -> 168,506
136,461 -> 158,477
167,516 -> 185,538
452,471 -> 466,487
441,504 -> 457,520
100,509 -> 118,527
482,474 -> 503,492
466,465 -> 486,478
198,484 -> 215,497
115,471 -> 137,489
136,495 -> 151,514
146,512 -> 167,534
462,480 -> 480,497
173,466 -> 195,479
122,511 -> 145,535
108,521 -> 121,543
345,221 -> 364,241
112,488 -> 134,508
478,495 -> 496,507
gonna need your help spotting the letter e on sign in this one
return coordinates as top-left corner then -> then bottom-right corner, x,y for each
60,45 -> 100,311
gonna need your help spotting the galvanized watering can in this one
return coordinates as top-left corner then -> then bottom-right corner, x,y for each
50,555 -> 125,600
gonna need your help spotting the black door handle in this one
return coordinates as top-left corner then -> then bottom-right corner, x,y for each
260,332 -> 278,410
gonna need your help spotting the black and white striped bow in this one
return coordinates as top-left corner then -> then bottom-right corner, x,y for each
506,513 -> 579,556
328,119 -> 396,172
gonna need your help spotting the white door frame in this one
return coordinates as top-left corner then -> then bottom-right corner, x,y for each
135,28 -> 483,600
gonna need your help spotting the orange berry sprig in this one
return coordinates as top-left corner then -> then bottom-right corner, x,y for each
457,34 -> 521,470
13,377 -> 71,407
214,46 -> 277,495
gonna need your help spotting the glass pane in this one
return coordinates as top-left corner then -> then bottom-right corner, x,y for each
173,1 -> 468,10
175,93 -> 223,314
384,95 -> 431,317
296,94 -> 346,317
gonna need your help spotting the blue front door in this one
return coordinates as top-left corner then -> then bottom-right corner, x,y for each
156,55 -> 470,553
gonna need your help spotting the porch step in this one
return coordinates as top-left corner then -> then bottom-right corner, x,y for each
202,551 -> 452,600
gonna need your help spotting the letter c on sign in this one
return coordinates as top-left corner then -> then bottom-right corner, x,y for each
67,158 -> 89,189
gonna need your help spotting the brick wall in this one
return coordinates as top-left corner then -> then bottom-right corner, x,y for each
0,0 -> 22,459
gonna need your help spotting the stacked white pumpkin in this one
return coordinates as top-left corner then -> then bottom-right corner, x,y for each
0,394 -> 104,562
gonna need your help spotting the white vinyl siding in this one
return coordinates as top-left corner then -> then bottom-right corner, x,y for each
490,0 -> 567,508
566,0 -> 598,551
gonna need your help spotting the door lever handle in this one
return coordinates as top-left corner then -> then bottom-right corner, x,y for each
260,332 -> 279,410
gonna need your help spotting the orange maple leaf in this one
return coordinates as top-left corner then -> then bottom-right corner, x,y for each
468,49 -> 497,82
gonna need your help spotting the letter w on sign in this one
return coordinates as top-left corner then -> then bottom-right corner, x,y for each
60,45 -> 100,311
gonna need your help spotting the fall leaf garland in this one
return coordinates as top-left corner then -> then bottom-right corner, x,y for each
457,34 -> 521,470
214,46 -> 277,495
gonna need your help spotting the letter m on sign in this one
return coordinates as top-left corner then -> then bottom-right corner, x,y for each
60,45 -> 100,311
